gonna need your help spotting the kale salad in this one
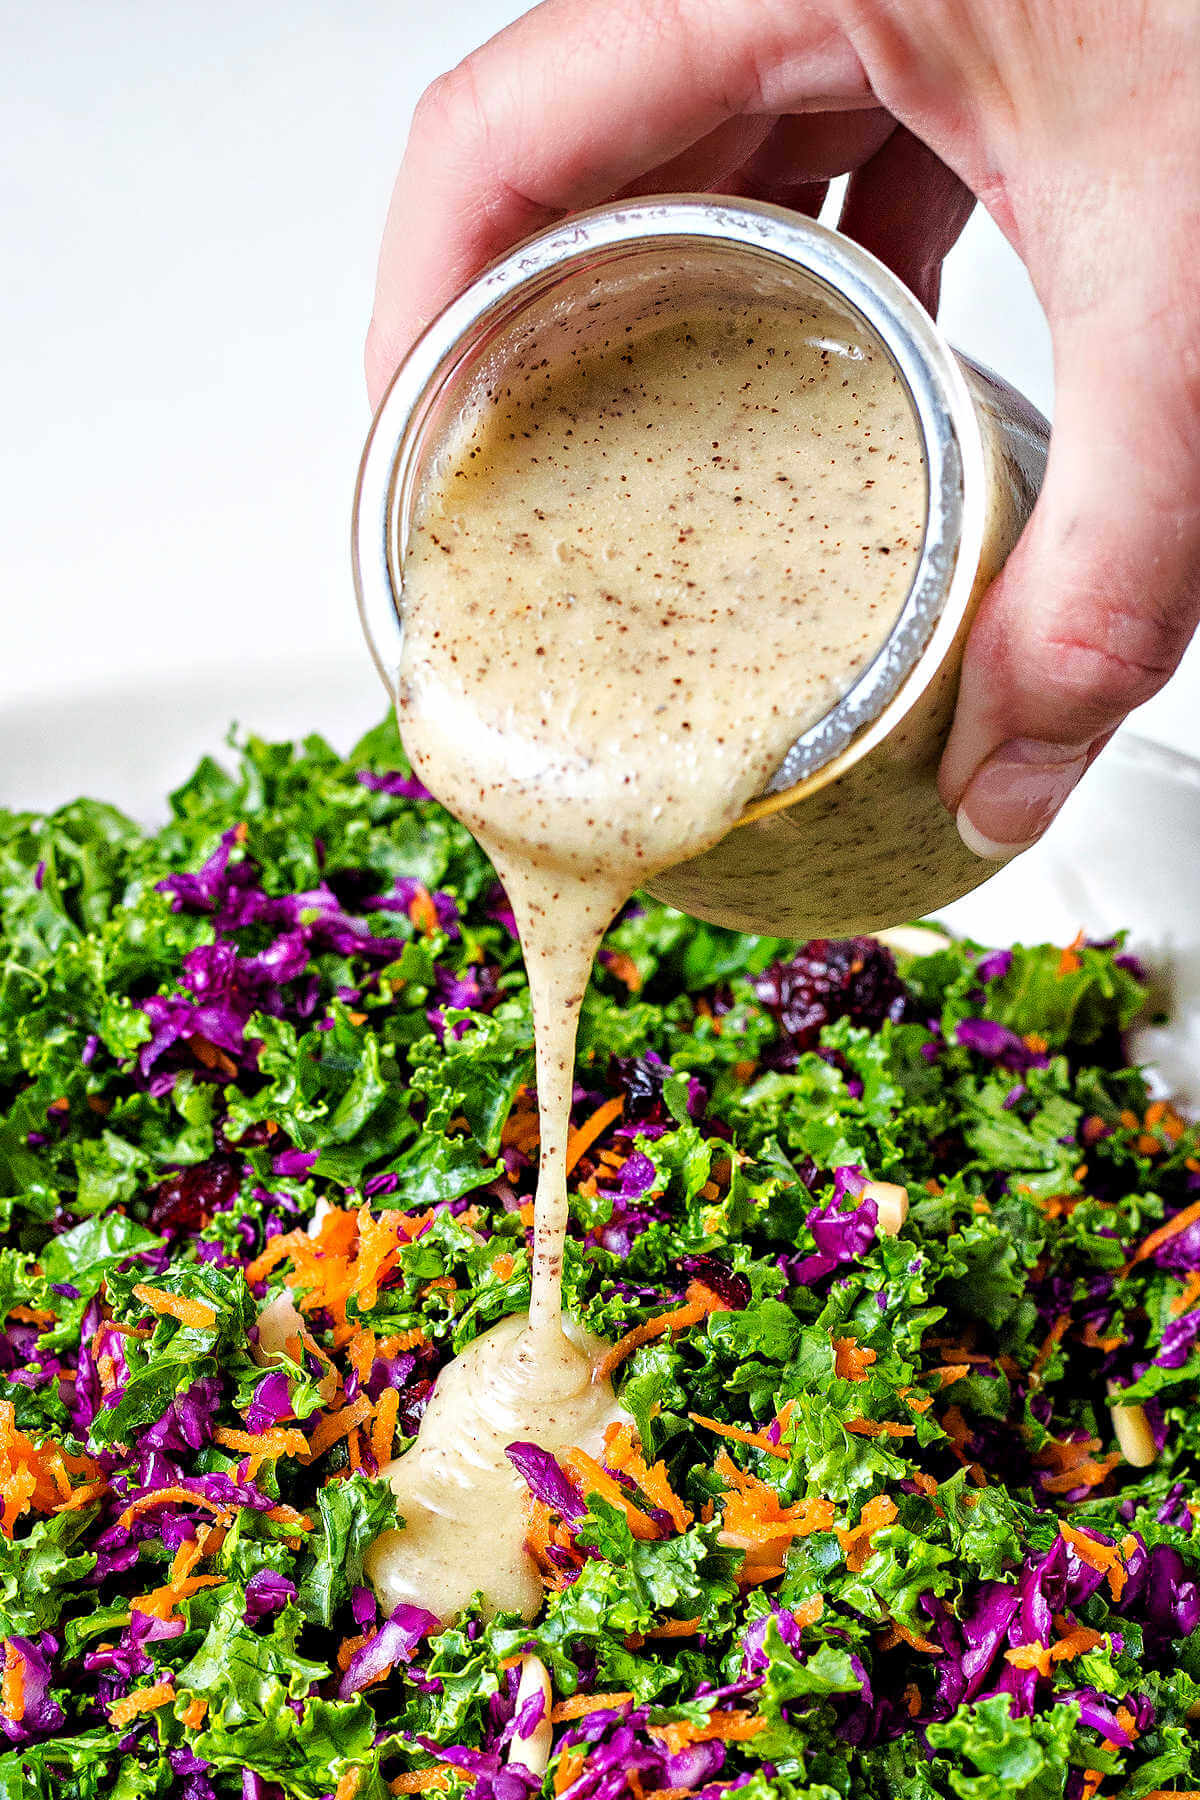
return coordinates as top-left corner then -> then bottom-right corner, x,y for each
0,718 -> 1196,1800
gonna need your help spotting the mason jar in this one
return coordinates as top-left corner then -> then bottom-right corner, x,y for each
353,196 -> 1049,938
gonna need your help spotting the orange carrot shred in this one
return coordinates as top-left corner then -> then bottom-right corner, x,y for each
844,1418 -> 915,1439
652,1711 -> 766,1753
407,886 -> 439,936
832,1336 -> 877,1382
565,1096 -> 624,1177
373,1388 -> 400,1468
214,1426 -> 308,1459
389,1770 -> 454,1795
689,1412 -> 787,1460
878,1619 -> 942,1656
1,1644 -> 25,1724
179,1696 -> 208,1730
131,1283 -> 217,1330
559,1448 -> 660,1539
550,1692 -> 634,1723
308,1393 -> 373,1460
108,1680 -> 174,1727
1171,1270 -> 1200,1318
1032,1312 -> 1071,1377
263,1503 -> 315,1531
554,1749 -> 587,1796
595,1282 -> 726,1381
1127,1199 -> 1200,1269
119,1486 -> 229,1529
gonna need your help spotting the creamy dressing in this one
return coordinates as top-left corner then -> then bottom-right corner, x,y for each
365,1314 -> 623,1620
371,298 -> 926,1621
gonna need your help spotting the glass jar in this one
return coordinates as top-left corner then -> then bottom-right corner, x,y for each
353,197 -> 1049,937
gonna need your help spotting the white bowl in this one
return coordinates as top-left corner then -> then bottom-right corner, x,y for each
2,664 -> 1195,1101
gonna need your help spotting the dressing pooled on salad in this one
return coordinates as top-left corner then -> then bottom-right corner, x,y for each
365,293 -> 928,1621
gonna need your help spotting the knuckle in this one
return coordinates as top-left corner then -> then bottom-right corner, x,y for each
1038,609 -> 1182,727
410,58 -> 485,153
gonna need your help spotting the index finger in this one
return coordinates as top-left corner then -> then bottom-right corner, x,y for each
367,0 -> 872,405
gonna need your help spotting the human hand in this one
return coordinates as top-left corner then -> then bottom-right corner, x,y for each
366,0 -> 1200,856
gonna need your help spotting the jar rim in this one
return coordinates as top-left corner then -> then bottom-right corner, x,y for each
352,195 -> 988,799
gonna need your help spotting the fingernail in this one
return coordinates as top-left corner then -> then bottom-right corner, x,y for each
956,738 -> 1092,861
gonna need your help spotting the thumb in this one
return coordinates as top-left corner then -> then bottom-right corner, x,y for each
939,281 -> 1200,858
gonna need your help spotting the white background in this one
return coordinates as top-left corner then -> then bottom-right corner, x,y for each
3,0 -> 1196,810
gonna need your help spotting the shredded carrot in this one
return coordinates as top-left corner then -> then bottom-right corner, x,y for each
844,1418 -> 915,1439
373,1387 -> 400,1469
133,1573 -> 225,1621
335,1771 -> 362,1800
550,1692 -> 634,1723
554,1748 -> 587,1795
407,886 -> 439,936
1005,1643 -> 1053,1676
179,1696 -> 208,1730
347,1327 -> 379,1383
832,1336 -> 877,1382
355,1205 -> 426,1314
263,1503 -> 314,1531
792,1594 -> 824,1628
1057,935 -> 1084,977
594,1282 -> 726,1381
308,1393 -> 374,1460
118,1486 -> 229,1529
214,1426 -> 308,1459
603,1421 -> 692,1531
603,952 -> 643,993
689,1412 -> 787,1461
837,1495 -> 898,1573
652,1710 -> 765,1753
191,1036 -> 238,1078
1060,1524 -> 1129,1601
245,1232 -> 300,1285
1171,1270 -> 1200,1317
1081,1319 -> 1126,1352
390,1767 -> 454,1794
1127,1199 -> 1200,1269
132,1283 -> 217,1330
716,1450 -> 833,1583
564,1095 -> 625,1177
1040,1450 -> 1121,1495
54,1477 -> 108,1513
8,1304 -> 54,1327
0,1403 -> 106,1534
559,1448 -> 660,1539
878,1619 -> 942,1656
1,1644 -> 25,1724
380,1328 -> 427,1355
1031,1312 -> 1071,1377
490,1253 -> 516,1282
1051,1626 -> 1106,1661
646,1617 -> 702,1638
108,1680 -> 174,1727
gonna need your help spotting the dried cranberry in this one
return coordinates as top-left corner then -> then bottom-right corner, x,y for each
323,866 -> 385,910
610,1054 -> 669,1123
398,1377 -> 434,1435
755,937 -> 907,1065
681,1254 -> 750,1310
149,1155 -> 242,1236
